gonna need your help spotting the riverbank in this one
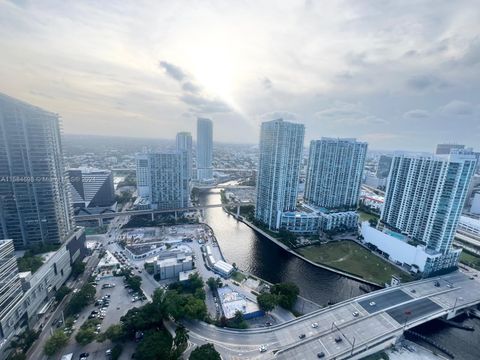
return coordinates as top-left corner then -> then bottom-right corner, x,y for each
234,213 -> 382,287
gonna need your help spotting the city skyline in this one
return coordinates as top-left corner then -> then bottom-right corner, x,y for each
0,1 -> 479,150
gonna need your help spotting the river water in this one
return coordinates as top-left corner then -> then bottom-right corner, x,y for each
198,188 -> 480,360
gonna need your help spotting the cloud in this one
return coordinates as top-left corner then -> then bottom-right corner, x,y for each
403,109 -> 430,120
259,111 -> 298,121
159,61 -> 186,81
440,100 -> 474,116
315,102 -> 387,126
406,75 -> 450,91
182,81 -> 201,94
180,94 -> 232,114
262,77 -> 273,89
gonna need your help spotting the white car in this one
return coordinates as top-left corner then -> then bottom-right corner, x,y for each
369,301 -> 376,306
259,345 -> 267,353
311,322 -> 319,328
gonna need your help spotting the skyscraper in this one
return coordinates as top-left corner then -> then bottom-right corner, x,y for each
196,118 -> 213,182
176,132 -> 193,181
304,138 -> 367,210
0,240 -> 22,323
376,155 -> 393,179
0,94 -> 74,250
381,151 -> 477,271
255,119 -> 305,230
135,152 -> 190,210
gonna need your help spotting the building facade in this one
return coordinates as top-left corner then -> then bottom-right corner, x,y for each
376,155 -> 393,179
435,143 -> 465,155
304,138 -> 367,210
381,151 -> 477,273
176,132 -> 193,182
135,152 -> 190,210
196,118 -> 213,182
0,94 -> 74,250
0,240 -> 23,330
255,119 -> 305,230
68,168 -> 115,209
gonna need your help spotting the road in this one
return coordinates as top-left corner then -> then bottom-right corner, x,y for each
27,252 -> 101,360
180,271 -> 480,359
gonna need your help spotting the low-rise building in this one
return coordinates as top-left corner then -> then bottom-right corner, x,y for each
213,261 -> 234,278
457,215 -> 480,241
154,254 -> 193,280
217,286 -> 263,319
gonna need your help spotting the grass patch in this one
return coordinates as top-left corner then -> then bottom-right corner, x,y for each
231,271 -> 246,282
460,250 -> 480,270
357,210 -> 379,223
296,241 -> 412,285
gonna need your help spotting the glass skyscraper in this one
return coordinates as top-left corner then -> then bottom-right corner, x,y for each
196,118 -> 213,182
176,131 -> 193,182
255,119 -> 305,230
0,94 -> 74,249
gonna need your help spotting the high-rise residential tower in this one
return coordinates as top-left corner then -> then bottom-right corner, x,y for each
176,132 -> 193,182
255,119 -> 305,230
68,168 -> 115,209
0,240 -> 23,324
0,94 -> 74,249
304,138 -> 367,210
196,118 -> 213,182
381,151 -> 477,272
135,152 -> 189,210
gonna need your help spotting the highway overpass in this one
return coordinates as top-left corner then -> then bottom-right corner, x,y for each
74,202 -> 254,225
184,271 -> 480,360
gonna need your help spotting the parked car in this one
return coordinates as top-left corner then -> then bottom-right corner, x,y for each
317,352 -> 325,358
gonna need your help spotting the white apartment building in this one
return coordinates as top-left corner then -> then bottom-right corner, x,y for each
135,152 -> 190,210
380,151 -> 477,273
255,119 -> 305,230
304,138 -> 367,210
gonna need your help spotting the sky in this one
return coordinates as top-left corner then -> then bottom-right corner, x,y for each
0,0 -> 479,151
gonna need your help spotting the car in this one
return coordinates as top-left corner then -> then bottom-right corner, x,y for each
91,310 -> 99,314
299,334 -> 306,339
79,352 -> 90,358
434,280 -> 441,287
265,321 -> 272,327
334,335 -> 342,343
311,322 -> 318,328
317,352 -> 325,358
352,311 -> 359,317
410,289 -> 416,293
106,349 -> 112,355
259,345 -> 267,353
88,314 -> 96,319
369,301 -> 376,306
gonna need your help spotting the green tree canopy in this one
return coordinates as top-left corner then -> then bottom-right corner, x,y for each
71,260 -> 86,278
134,330 -> 173,360
55,285 -> 71,302
44,330 -> 69,356
271,282 -> 299,310
189,344 -> 221,360
257,292 -> 278,312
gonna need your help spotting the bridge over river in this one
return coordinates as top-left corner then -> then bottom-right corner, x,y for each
183,271 -> 480,360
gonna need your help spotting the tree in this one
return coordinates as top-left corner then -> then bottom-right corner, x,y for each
7,328 -> 39,353
257,293 -> 277,312
125,274 -> 142,292
44,330 -> 69,356
189,344 -> 221,360
271,283 -> 299,310
135,330 -> 173,360
71,260 -> 86,278
101,324 -> 126,343
206,277 -> 218,291
172,325 -> 189,358
55,285 -> 71,302
66,283 -> 96,315
75,327 -> 96,345
230,310 -> 247,329
111,343 -> 123,360
368,218 -> 378,227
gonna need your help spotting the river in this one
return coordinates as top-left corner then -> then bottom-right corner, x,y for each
198,188 -> 480,360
